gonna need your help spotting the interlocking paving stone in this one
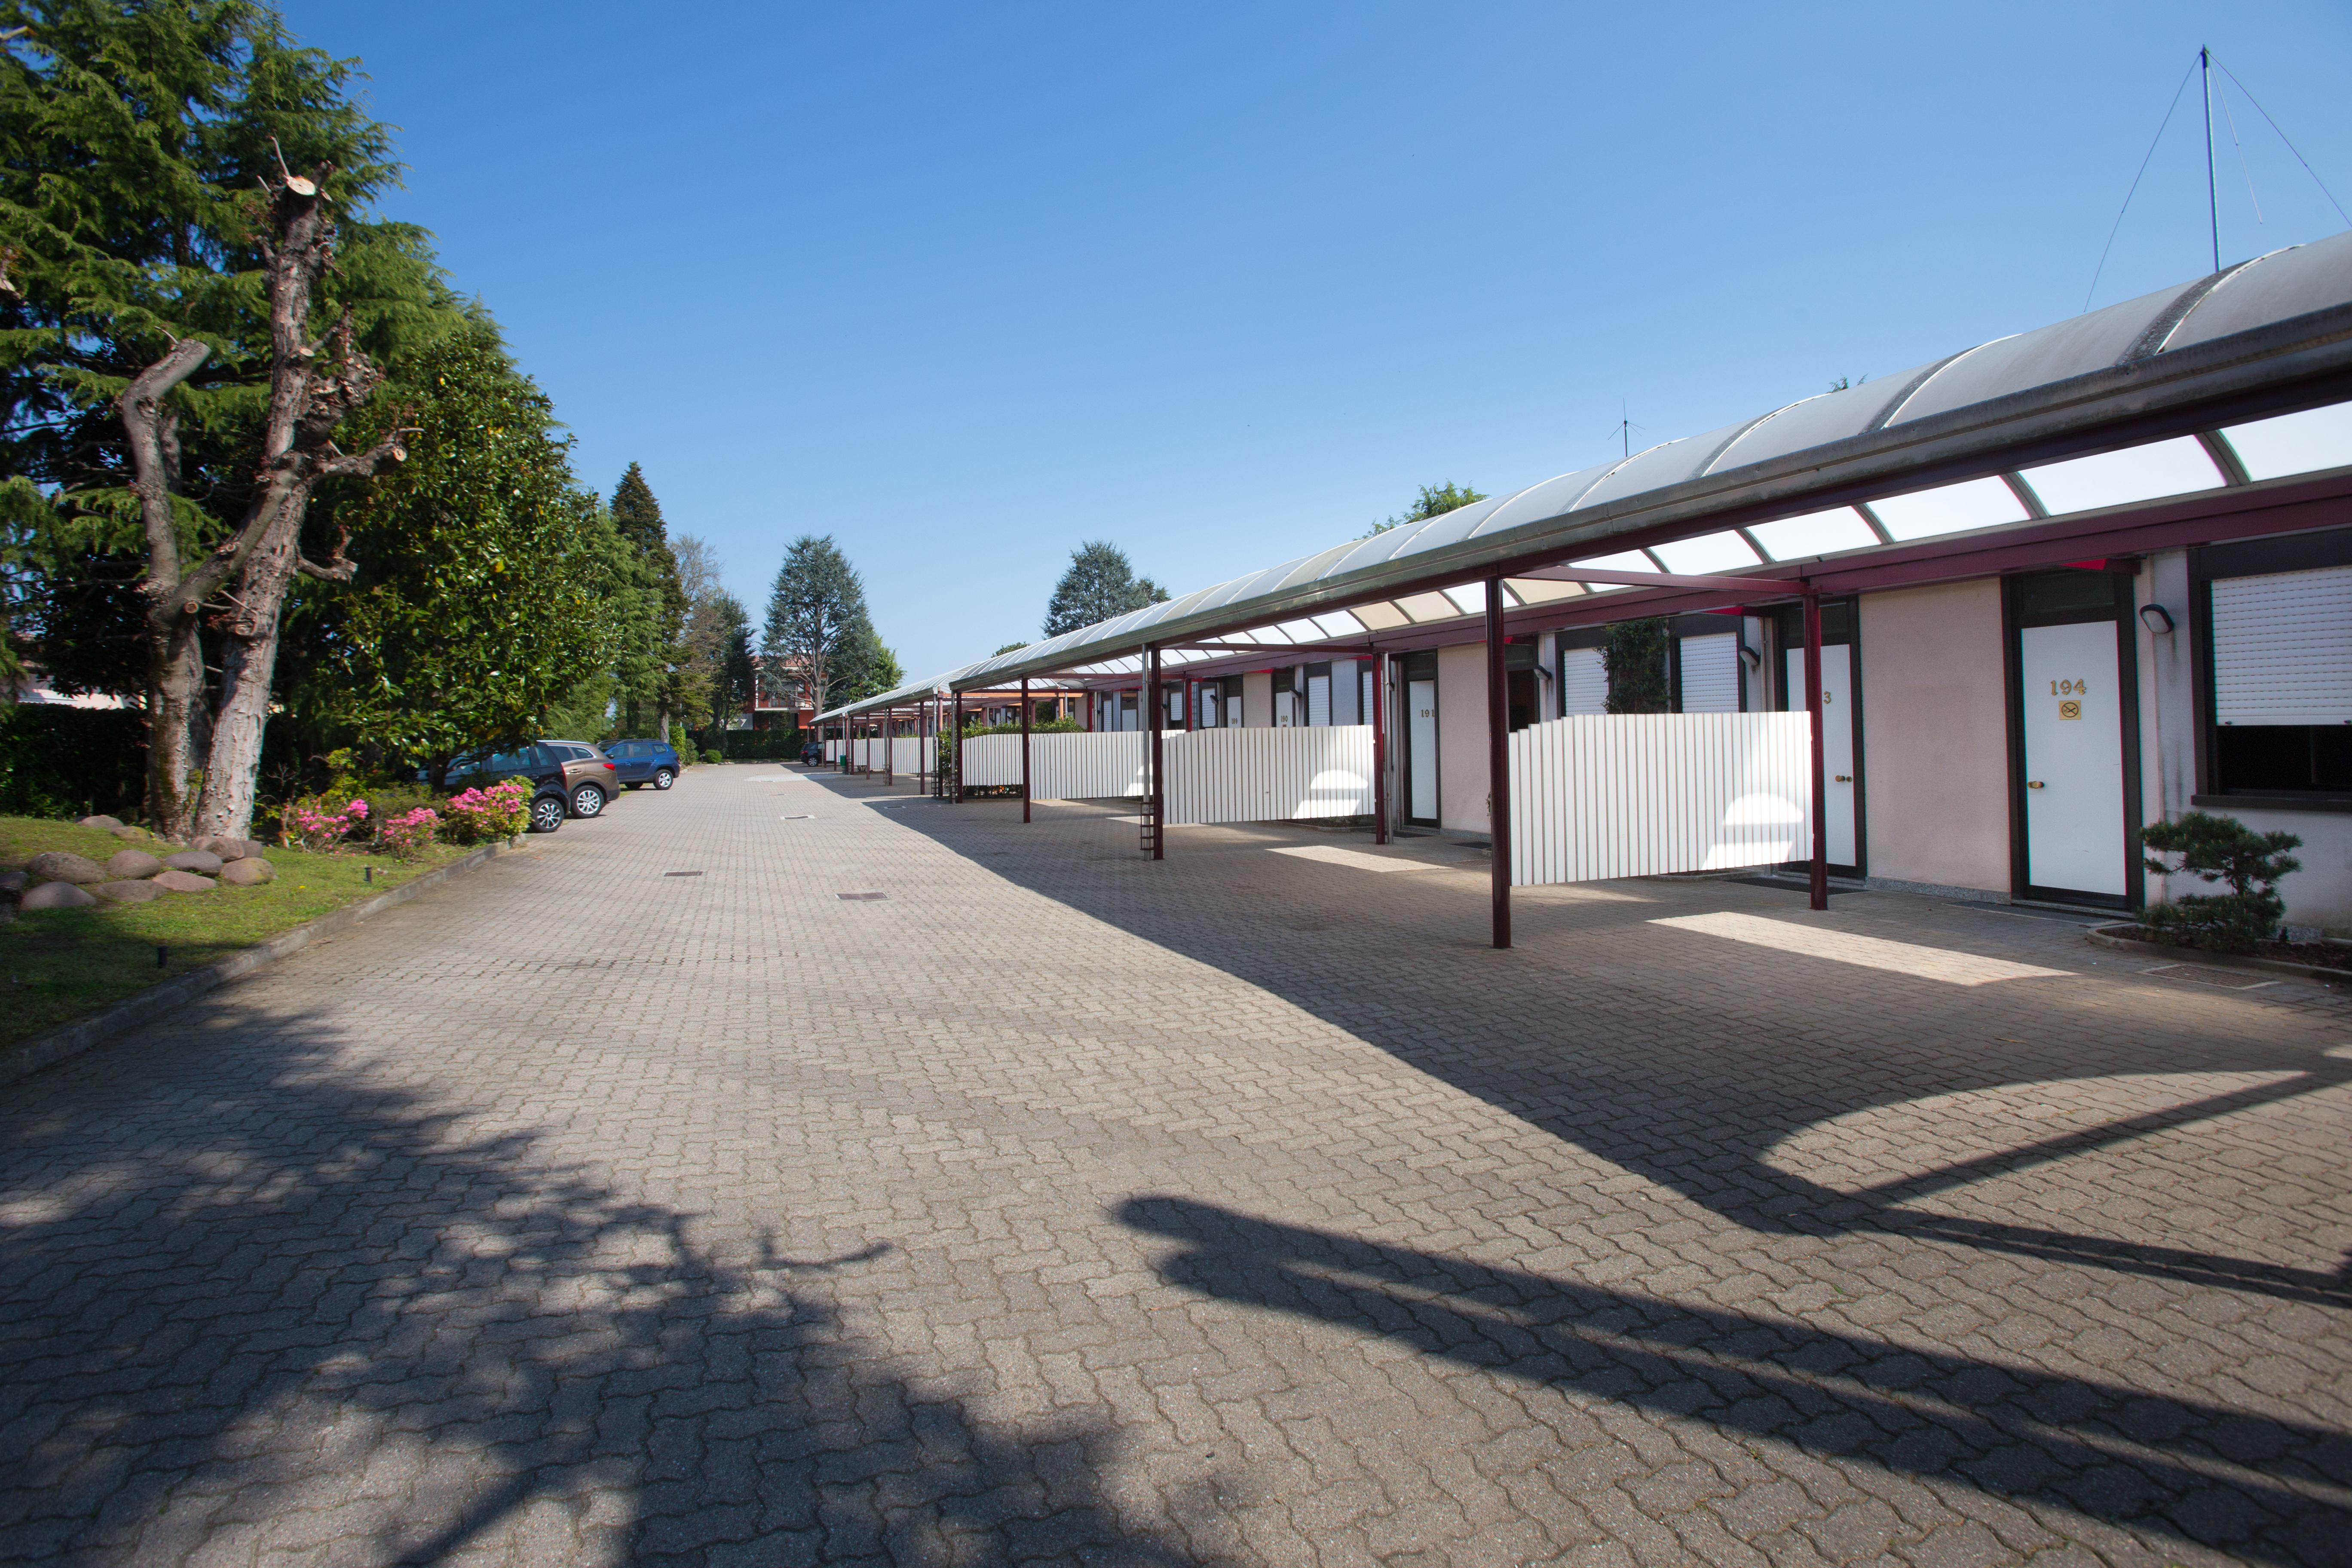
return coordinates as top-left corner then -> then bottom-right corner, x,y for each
1,764 -> 2347,1566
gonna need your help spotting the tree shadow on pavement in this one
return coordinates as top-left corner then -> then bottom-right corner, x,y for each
0,1010 -> 1199,1567
870,791 -> 2352,1310
1117,1195 -> 2351,1568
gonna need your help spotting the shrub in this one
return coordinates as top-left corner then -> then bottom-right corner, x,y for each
702,749 -> 723,764
444,780 -> 529,843
1604,619 -> 1671,714
714,727 -> 802,761
2140,812 -> 2302,954
379,805 -> 441,858
0,706 -> 145,818
284,794 -> 371,852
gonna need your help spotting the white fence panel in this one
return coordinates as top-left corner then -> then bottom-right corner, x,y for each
1164,726 -> 1373,825
824,740 -> 844,762
891,737 -> 924,775
1029,732 -> 1145,799
1509,713 -> 1812,886
962,733 -> 1022,787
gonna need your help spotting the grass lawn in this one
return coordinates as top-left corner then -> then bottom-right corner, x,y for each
1,817 -> 475,1051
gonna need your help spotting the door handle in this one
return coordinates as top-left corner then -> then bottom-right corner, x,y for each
2027,781 -> 2045,789
1833,774 -> 1851,783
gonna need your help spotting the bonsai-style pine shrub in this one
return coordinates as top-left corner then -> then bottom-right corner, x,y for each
2140,812 -> 2302,954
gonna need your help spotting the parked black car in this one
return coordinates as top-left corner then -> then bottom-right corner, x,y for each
446,741 -> 619,826
605,738 -> 680,790
446,747 -> 572,834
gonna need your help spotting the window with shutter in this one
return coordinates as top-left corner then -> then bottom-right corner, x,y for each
1560,648 -> 1607,715
1676,633 -> 1741,713
1306,674 -> 1331,727
2208,561 -> 2352,795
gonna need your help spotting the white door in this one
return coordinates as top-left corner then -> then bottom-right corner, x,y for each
2020,622 -> 2126,896
1785,645 -> 1857,867
1407,678 -> 1438,821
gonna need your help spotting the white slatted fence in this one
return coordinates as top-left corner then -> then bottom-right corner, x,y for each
1164,726 -> 1373,825
1509,713 -> 1811,885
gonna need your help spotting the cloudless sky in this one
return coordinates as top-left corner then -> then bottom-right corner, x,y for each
281,0 -> 2352,681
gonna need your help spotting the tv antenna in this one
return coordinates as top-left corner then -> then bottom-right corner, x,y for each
1605,401 -> 1643,459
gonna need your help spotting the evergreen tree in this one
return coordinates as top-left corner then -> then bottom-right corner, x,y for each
607,462 -> 686,737
763,536 -> 868,715
296,320 -> 616,784
1043,542 -> 1167,638
0,1 -> 462,833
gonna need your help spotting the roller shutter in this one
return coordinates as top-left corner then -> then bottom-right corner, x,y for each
2212,565 -> 2352,725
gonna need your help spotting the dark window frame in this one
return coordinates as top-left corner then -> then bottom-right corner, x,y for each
2190,525 -> 2352,813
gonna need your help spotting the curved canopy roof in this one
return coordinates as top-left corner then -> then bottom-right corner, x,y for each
823,233 -> 2352,719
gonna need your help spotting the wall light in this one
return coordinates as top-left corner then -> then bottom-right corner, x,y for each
1738,643 -> 1763,671
2139,603 -> 2177,636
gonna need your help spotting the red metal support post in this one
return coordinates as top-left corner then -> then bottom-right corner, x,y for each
1372,651 -> 1389,846
1485,577 -> 1511,950
1803,588 -> 1828,912
884,707 -> 894,787
952,694 -> 965,802
1021,677 -> 1032,823
1147,645 -> 1165,859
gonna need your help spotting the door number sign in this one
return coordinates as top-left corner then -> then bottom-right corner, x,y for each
2051,677 -> 2086,721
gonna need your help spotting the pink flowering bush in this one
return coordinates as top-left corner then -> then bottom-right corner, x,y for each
284,795 -> 371,853
444,780 -> 529,843
378,805 -> 441,858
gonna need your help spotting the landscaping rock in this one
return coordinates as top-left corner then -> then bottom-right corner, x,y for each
217,858 -> 276,886
193,835 -> 245,860
77,814 -> 125,831
242,839 -> 272,861
21,881 -> 99,910
95,879 -> 165,904
0,870 -> 24,895
105,849 -> 166,880
150,869 -> 216,894
163,850 -> 224,875
110,824 -> 150,842
27,851 -> 107,885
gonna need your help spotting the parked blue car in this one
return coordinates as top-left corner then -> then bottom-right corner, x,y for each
603,738 -> 681,790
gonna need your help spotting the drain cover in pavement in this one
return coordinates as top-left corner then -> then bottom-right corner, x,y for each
837,891 -> 887,901
664,870 -> 703,878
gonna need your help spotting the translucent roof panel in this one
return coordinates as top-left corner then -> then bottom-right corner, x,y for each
1707,371 -> 1936,472
2220,399 -> 2352,481
1572,550 -> 1659,573
2016,437 -> 2222,515
1868,476 -> 2029,540
1888,281 -> 2195,427
1353,601 -> 1411,630
1747,507 -> 1881,560
1394,591 -> 1460,622
2165,232 -> 2352,350
1440,583 -> 1488,616
1507,577 -> 1588,605
1652,531 -> 1762,574
1570,438 -> 1712,511
1311,610 -> 1366,638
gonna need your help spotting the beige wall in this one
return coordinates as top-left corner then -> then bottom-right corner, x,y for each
1436,642 -> 1490,835
1858,580 -> 2010,892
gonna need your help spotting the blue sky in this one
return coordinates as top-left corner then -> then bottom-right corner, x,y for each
281,0 -> 2352,681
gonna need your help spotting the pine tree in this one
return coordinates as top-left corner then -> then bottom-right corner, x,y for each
1043,542 -> 1168,638
763,536 -> 868,715
606,462 -> 686,738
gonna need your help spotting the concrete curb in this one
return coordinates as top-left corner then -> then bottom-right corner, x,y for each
2085,922 -> 2351,986
0,838 -> 530,1090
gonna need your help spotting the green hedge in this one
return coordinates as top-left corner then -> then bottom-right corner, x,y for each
710,727 -> 805,760
0,705 -> 146,819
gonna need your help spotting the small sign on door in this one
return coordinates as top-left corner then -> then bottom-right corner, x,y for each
2059,700 -> 2082,720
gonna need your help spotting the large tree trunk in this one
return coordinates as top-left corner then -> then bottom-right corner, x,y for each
117,165 -> 408,841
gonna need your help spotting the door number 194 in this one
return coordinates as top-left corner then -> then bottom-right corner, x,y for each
2048,679 -> 2088,695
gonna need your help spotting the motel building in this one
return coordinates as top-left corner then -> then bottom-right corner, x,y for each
823,233 -> 2352,936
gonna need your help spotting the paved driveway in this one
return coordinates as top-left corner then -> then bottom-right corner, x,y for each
2,766 -> 2346,1567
